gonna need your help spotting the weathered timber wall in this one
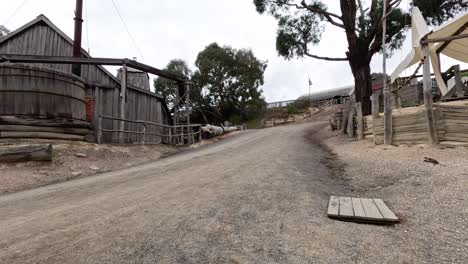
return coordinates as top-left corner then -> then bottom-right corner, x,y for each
0,64 -> 86,120
98,87 -> 168,144
436,104 -> 468,143
364,104 -> 468,145
0,16 -> 172,143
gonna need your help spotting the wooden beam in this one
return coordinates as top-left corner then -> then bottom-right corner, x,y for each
0,54 -> 188,82
421,32 -> 468,45
422,45 -> 439,145
436,22 -> 468,53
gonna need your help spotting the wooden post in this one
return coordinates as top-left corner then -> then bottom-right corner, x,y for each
382,0 -> 392,145
141,123 -> 146,145
356,102 -> 364,140
94,86 -> 101,143
119,63 -> 127,144
371,92 -> 380,119
454,65 -> 464,97
186,82 -> 193,144
168,126 -> 172,146
341,110 -> 349,135
98,116 -> 103,144
347,106 -> 355,138
422,44 -> 439,145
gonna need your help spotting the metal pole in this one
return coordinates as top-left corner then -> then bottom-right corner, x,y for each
382,0 -> 393,145
72,0 -> 83,76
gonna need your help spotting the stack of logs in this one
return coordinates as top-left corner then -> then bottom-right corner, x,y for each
201,125 -> 241,139
0,116 -> 94,142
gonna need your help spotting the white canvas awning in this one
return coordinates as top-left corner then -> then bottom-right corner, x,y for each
429,12 -> 468,63
391,8 -> 468,96
390,7 -> 429,83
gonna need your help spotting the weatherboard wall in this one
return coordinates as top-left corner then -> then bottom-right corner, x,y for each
0,15 -> 171,144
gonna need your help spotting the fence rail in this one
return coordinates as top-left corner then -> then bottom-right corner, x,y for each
98,115 -> 201,146
265,98 -> 349,109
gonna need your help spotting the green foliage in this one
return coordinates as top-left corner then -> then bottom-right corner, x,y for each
155,44 -> 267,125
154,59 -> 191,108
414,0 -> 467,25
192,43 -> 267,124
287,104 -> 299,114
276,12 -> 323,59
255,1 -> 465,60
0,25 -> 10,37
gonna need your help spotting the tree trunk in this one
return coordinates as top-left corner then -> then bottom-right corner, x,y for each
351,63 -> 372,116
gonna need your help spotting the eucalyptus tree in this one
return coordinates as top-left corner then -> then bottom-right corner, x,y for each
254,0 -> 467,114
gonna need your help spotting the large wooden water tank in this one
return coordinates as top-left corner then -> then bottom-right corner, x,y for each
0,64 -> 86,121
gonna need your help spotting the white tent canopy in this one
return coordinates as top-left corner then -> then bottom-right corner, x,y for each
391,8 -> 468,96
429,12 -> 468,63
390,7 -> 429,83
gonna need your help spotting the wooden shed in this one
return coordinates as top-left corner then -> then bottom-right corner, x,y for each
0,15 -> 171,144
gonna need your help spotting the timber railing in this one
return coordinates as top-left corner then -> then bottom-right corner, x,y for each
265,98 -> 348,110
98,115 -> 202,146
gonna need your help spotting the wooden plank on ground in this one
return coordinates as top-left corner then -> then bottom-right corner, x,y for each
351,197 -> 366,218
327,196 -> 339,217
373,199 -> 399,222
327,196 -> 399,225
360,198 -> 384,219
339,197 -> 353,217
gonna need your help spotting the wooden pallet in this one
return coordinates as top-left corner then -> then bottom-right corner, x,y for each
328,196 -> 399,225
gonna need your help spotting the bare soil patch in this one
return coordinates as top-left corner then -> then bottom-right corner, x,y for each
0,139 -> 177,195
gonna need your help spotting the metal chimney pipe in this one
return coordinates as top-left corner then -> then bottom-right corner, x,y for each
72,0 -> 83,76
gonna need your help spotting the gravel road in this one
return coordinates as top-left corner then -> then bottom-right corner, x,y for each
1,122 -> 463,263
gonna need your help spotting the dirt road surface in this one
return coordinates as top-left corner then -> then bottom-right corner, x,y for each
0,122 -> 461,263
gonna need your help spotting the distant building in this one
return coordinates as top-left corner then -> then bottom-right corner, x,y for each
297,85 -> 354,105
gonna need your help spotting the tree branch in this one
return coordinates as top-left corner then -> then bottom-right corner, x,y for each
299,0 -> 345,29
304,51 -> 348,61
356,0 -> 365,17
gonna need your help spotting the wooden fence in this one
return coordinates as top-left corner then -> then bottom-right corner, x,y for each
265,98 -> 347,109
362,103 -> 468,145
98,115 -> 201,146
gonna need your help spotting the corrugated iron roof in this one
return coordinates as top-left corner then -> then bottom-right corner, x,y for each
297,85 -> 354,101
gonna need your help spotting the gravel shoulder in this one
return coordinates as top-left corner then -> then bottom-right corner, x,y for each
317,126 -> 468,263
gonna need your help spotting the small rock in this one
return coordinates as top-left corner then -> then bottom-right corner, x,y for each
75,153 -> 87,158
90,166 -> 100,171
71,171 -> 83,176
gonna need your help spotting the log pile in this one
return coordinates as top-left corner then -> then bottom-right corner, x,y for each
201,125 -> 239,139
0,144 -> 53,162
0,116 -> 94,142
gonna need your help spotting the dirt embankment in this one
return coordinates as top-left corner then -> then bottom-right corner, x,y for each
0,140 -> 178,195
0,130 -> 246,195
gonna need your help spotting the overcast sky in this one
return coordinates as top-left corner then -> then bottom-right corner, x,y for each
1,0 -> 466,102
